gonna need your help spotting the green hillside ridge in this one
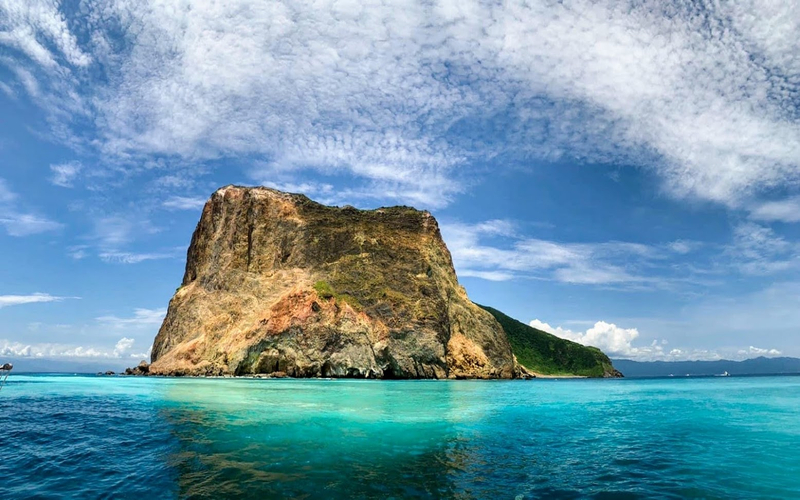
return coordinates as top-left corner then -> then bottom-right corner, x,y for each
479,305 -> 622,378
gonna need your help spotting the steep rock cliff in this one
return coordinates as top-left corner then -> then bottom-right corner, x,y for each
149,186 -> 518,378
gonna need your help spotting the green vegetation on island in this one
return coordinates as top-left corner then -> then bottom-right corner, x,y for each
479,305 -> 622,378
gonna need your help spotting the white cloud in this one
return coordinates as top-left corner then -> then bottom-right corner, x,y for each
0,0 -> 91,69
477,0 -> 800,207
0,178 -> 61,236
531,318 -> 640,357
1,307 -> 162,360
441,219 -> 666,286
0,342 -> 32,357
49,161 -> 82,187
67,245 -> 89,260
130,345 -> 152,360
162,196 -> 207,211
0,213 -> 62,236
529,318 -> 723,361
0,179 -> 16,203
82,216 -> 178,264
727,222 -> 799,275
668,240 -> 699,255
749,197 -> 800,223
98,250 -> 181,264
113,337 -> 135,357
0,293 -> 68,308
92,216 -> 143,248
96,308 -> 166,327
457,269 -> 515,282
6,0 -> 800,209
84,0 -> 474,207
739,346 -> 782,357
0,80 -> 15,99
5,62 -> 41,98
1,337 -> 149,359
0,310 -> 162,360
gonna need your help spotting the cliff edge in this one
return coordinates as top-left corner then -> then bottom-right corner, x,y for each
150,186 -> 517,378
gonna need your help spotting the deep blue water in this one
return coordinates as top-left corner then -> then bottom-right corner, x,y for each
1,375 -> 799,499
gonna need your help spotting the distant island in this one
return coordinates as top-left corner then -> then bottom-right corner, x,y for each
612,357 -> 800,378
145,185 -> 622,379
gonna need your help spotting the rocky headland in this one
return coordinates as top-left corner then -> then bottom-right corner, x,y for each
144,185 -> 622,379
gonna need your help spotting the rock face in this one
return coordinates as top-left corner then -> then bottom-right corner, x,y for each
149,186 -> 518,379
125,361 -> 150,376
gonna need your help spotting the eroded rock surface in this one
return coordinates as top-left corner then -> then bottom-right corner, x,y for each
149,186 -> 517,378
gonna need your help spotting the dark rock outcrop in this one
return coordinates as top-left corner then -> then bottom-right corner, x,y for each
125,361 -> 150,376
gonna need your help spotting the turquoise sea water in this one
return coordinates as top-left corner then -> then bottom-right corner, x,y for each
1,375 -> 799,499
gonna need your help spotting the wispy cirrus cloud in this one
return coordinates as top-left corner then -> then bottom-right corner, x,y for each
91,216 -> 153,248
49,161 -> 82,188
440,219 -> 687,287
726,222 -> 800,276
2,1 -> 800,209
749,197 -> 800,224
0,213 -> 62,236
96,308 -> 166,327
0,179 -> 16,203
0,178 -> 61,236
98,250 -> 182,264
0,293 -> 70,308
0,0 -> 90,69
162,196 -> 206,211
73,215 -> 181,264
443,219 -> 800,286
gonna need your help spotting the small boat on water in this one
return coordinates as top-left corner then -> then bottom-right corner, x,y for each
715,371 -> 730,377
0,362 -> 12,392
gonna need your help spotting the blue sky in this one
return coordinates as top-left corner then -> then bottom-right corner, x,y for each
2,0 -> 800,368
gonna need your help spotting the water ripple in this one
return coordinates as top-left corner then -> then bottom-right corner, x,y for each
1,376 -> 799,498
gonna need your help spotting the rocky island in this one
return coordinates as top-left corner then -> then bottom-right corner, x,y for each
147,186 -> 621,379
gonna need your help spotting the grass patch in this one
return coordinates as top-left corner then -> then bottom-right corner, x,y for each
313,280 -> 336,299
313,280 -> 363,310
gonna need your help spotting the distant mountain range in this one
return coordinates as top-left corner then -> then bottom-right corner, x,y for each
613,357 -> 800,378
2,357 -> 130,374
